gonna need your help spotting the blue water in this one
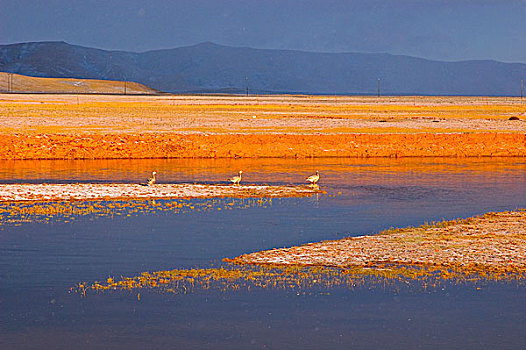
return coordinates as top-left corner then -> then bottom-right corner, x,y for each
1,158 -> 525,349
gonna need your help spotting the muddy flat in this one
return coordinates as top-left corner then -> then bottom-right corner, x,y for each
0,183 -> 318,202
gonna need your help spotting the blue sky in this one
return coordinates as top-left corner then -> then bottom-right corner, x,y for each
1,0 -> 525,63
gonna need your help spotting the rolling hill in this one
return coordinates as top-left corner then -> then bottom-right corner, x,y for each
0,72 -> 158,94
1,41 -> 525,95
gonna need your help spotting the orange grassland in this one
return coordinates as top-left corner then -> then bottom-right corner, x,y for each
0,72 -> 158,95
0,93 -> 525,159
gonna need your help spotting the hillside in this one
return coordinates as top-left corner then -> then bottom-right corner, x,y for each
1,41 -> 525,95
0,72 -> 158,94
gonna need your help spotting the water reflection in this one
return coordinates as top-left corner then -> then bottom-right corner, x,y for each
0,157 -> 524,185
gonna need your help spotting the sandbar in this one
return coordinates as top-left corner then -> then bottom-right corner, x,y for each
228,210 -> 526,273
0,183 -> 319,202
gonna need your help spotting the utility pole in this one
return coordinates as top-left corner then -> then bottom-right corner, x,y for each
124,80 -> 127,95
521,79 -> 524,99
7,73 -> 13,93
377,78 -> 381,97
245,77 -> 249,97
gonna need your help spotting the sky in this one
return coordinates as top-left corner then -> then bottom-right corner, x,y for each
1,0 -> 526,63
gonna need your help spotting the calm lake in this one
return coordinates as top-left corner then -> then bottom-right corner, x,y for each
1,157 -> 526,349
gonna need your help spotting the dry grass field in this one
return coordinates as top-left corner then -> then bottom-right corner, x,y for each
0,72 -> 157,95
0,93 -> 525,159
1,93 -> 525,135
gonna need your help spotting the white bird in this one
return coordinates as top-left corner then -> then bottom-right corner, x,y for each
145,171 -> 157,186
229,170 -> 243,185
306,170 -> 320,185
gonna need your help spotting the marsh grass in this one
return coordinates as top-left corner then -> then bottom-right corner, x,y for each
0,197 -> 277,225
71,262 -> 526,298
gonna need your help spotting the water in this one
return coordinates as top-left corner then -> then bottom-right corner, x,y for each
1,157 -> 525,349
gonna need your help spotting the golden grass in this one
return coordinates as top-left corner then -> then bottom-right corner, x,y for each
1,94 -> 525,135
71,260 -> 526,298
0,72 -> 157,94
1,94 -> 524,159
1,133 -> 524,159
0,197 -> 279,225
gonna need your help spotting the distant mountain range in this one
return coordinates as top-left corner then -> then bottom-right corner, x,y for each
1,41 -> 525,95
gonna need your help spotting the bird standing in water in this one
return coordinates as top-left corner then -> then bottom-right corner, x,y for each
145,171 -> 157,186
306,170 -> 320,185
229,171 -> 243,185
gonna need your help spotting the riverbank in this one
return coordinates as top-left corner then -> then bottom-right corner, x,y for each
1,132 -> 525,159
